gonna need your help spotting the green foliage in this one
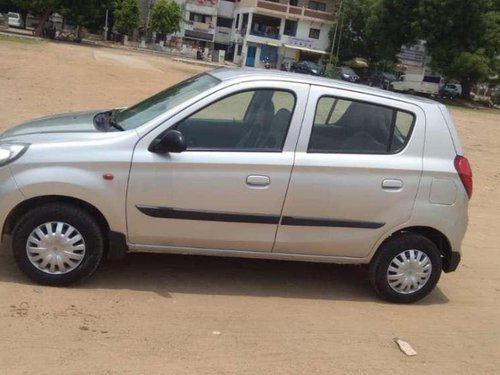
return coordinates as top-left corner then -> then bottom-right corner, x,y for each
11,0 -> 111,28
59,0 -> 110,30
12,0 -> 59,16
328,0 -> 500,96
113,0 -> 139,34
328,0 -> 419,66
150,0 -> 182,38
413,0 -> 500,95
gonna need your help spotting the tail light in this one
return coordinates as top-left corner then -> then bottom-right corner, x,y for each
454,156 -> 473,199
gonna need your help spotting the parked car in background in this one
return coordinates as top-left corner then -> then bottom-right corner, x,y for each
0,69 -> 470,303
7,12 -> 22,28
335,66 -> 360,83
391,73 -> 444,97
291,61 -> 324,76
368,71 -> 398,90
442,83 -> 463,98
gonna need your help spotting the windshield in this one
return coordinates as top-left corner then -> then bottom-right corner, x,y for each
116,73 -> 220,130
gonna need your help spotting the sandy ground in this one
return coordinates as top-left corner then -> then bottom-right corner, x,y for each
0,38 -> 499,374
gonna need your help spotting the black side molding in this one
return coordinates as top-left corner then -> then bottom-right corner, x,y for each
281,216 -> 384,229
136,205 -> 384,229
136,205 -> 280,224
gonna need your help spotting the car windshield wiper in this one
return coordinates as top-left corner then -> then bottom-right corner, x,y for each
93,110 -> 125,132
108,110 -> 125,131
109,116 -> 125,132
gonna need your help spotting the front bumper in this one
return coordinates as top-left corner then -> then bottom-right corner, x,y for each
0,166 -> 25,243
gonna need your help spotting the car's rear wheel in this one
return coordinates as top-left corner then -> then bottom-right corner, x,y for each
369,234 -> 442,303
11,203 -> 104,285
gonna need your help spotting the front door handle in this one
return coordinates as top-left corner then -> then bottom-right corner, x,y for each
246,175 -> 270,187
382,179 -> 403,189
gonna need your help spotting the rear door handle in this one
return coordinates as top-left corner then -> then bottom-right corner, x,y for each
382,179 -> 403,189
246,175 -> 270,187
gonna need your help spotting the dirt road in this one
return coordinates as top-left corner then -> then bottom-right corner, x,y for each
0,38 -> 499,374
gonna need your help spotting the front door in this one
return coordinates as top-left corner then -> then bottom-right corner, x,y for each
274,86 -> 425,258
127,82 -> 308,252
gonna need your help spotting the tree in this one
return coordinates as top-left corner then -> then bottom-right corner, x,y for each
12,0 -> 111,36
150,0 -> 182,41
327,0 -> 419,68
412,0 -> 500,97
113,0 -> 139,36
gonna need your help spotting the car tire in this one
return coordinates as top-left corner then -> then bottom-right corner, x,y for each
369,233 -> 442,303
11,203 -> 104,285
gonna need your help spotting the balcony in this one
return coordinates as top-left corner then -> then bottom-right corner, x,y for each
250,29 -> 280,40
183,21 -> 215,42
250,0 -> 336,23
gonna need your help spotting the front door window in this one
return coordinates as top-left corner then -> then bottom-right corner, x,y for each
175,89 -> 296,151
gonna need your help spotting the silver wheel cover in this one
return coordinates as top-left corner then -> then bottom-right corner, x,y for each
387,250 -> 432,294
26,222 -> 86,275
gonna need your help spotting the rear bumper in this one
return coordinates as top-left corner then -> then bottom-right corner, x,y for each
443,251 -> 461,273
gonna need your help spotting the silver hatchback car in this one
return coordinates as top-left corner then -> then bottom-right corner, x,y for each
0,69 -> 471,303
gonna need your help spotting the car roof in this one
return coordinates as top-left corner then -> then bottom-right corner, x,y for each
210,68 -> 438,105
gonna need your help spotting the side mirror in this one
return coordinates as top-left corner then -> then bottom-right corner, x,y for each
148,129 -> 187,154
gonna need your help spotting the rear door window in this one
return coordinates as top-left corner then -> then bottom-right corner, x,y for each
308,96 -> 415,154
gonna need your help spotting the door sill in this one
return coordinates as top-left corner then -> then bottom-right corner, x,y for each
129,244 -> 367,264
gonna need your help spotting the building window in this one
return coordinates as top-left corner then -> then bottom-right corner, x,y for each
309,28 -> 320,39
308,1 -> 326,11
237,44 -> 242,55
235,14 -> 240,29
242,13 -> 249,29
284,19 -> 297,36
289,0 -> 298,6
217,17 -> 233,28
189,13 -> 211,24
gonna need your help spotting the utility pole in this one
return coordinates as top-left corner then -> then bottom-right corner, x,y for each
328,0 -> 343,66
334,5 -> 345,67
103,8 -> 109,41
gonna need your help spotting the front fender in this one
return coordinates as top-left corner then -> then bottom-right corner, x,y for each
10,164 -> 129,234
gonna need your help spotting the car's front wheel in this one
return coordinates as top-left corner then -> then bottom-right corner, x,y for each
369,234 -> 442,303
11,203 -> 104,285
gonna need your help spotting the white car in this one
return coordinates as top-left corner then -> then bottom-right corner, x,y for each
442,83 -> 463,98
8,12 -> 22,28
0,69 -> 471,303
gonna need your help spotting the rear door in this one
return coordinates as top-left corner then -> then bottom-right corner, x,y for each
274,85 -> 425,258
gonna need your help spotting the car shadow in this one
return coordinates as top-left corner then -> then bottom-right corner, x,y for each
0,246 -> 449,305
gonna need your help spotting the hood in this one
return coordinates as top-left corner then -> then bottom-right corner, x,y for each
1,110 -> 103,139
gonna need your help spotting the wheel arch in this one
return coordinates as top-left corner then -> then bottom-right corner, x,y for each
2,195 -> 110,242
375,226 -> 454,272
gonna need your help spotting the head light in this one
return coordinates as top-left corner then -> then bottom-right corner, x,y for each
0,143 -> 29,167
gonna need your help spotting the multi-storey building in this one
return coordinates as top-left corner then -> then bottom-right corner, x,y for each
140,0 -> 337,66
231,0 -> 336,67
